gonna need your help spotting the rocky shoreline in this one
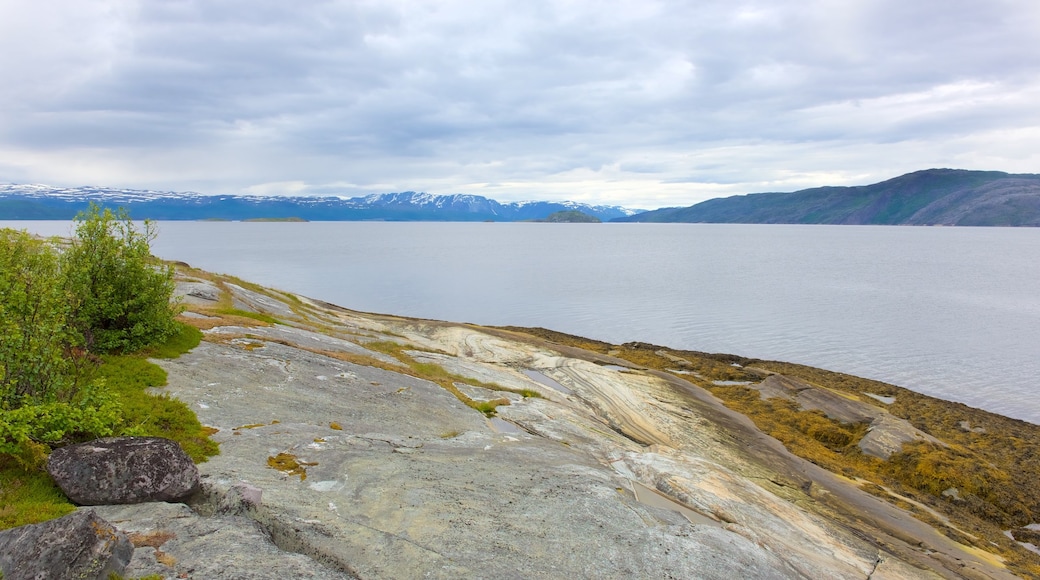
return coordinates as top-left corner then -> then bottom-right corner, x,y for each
19,266 -> 1036,579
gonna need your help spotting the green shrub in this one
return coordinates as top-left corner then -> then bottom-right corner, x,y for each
0,382 -> 123,468
0,230 -> 77,409
64,204 -> 178,353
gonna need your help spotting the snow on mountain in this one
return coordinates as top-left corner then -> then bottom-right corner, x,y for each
0,184 -> 643,221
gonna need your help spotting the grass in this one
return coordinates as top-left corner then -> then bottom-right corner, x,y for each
360,341 -> 540,416
0,464 -> 76,529
0,321 -> 217,531
213,308 -> 281,325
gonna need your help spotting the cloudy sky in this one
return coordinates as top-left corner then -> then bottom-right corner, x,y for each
2,0 -> 1039,208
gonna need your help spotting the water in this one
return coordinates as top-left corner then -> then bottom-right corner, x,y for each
5,220 -> 1039,424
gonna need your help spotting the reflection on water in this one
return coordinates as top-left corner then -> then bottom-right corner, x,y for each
631,480 -> 718,527
522,369 -> 573,395
489,417 -> 522,434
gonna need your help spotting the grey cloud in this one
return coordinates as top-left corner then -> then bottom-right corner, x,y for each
1,0 -> 1039,206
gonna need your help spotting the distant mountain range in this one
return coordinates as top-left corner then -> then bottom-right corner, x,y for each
5,169 -> 1039,225
616,169 -> 1040,226
0,185 -> 640,222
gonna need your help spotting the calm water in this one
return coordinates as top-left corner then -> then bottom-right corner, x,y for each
7,221 -> 1040,424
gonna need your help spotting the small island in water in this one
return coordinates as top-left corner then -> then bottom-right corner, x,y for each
534,210 -> 602,223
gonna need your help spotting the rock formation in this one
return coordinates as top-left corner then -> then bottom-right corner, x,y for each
78,272 -> 1021,579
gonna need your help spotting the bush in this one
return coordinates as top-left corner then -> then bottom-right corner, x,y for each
1,207 -> 183,463
64,204 -> 179,353
0,382 -> 123,468
0,230 -> 76,408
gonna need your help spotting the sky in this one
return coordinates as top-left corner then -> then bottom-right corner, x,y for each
2,1 -> 1039,209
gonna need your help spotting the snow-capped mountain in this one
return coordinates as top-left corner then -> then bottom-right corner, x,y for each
0,184 -> 642,222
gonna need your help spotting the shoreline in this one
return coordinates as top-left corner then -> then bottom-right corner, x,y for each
3,219 -> 1037,425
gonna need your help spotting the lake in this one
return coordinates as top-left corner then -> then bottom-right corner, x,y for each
6,220 -> 1040,424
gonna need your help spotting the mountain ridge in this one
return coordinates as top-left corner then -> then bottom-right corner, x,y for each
615,169 -> 1040,226
0,185 -> 640,222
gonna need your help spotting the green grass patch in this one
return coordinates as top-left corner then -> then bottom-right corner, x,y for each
139,323 -> 202,359
214,308 -> 280,325
0,462 -> 75,530
94,355 -> 218,463
359,341 -> 539,416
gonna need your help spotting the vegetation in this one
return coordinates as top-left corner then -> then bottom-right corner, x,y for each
363,341 -> 533,417
0,207 -> 215,531
64,204 -> 179,353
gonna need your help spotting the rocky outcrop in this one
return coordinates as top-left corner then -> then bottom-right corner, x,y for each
0,509 -> 133,580
83,271 -> 1015,579
750,374 -> 943,458
48,436 -> 200,505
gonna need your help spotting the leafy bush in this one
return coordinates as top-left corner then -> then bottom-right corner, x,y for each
1,208 -> 191,465
0,382 -> 123,468
64,204 -> 179,353
0,230 -> 76,408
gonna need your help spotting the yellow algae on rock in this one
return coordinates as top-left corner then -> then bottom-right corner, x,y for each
267,452 -> 318,480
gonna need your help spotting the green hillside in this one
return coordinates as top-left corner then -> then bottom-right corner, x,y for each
619,169 -> 1040,226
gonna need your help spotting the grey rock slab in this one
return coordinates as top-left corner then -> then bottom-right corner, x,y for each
150,295 -> 1007,579
47,436 -> 199,505
175,280 -> 221,305
753,374 -> 881,424
227,283 -> 299,319
155,338 -> 808,578
748,375 -> 945,460
206,323 -> 402,365
0,509 -> 133,580
86,501 -> 350,579
859,413 -> 946,459
156,341 -> 482,437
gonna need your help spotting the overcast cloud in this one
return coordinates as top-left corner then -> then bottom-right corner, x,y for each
1,0 -> 1039,208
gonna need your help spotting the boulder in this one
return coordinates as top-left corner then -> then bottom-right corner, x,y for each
48,437 -> 200,505
0,509 -> 133,580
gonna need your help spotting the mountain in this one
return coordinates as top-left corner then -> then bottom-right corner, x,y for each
0,185 -> 640,222
615,169 -> 1040,226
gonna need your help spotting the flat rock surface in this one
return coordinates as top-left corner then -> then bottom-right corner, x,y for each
142,276 -> 1020,579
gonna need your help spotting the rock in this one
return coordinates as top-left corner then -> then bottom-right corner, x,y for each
0,509 -> 133,580
87,501 -> 350,579
175,280 -> 221,305
148,271 -> 1017,580
749,375 -> 945,460
218,481 -> 263,515
753,375 -> 877,424
858,414 -> 945,459
48,436 -> 200,505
